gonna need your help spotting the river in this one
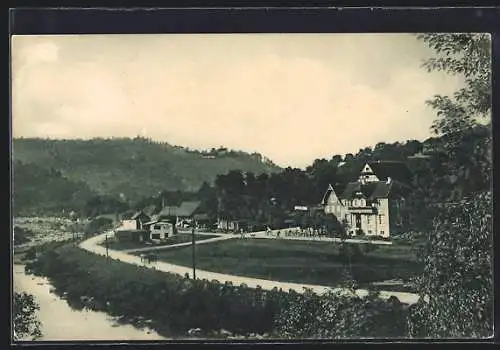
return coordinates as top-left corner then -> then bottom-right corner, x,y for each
13,264 -> 167,342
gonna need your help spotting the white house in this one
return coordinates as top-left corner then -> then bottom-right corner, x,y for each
119,219 -> 137,230
146,220 -> 175,241
322,161 -> 412,238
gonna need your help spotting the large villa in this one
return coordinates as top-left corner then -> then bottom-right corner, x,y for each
321,161 -> 413,238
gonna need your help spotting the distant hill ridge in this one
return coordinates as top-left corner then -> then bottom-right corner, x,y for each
12,137 -> 282,201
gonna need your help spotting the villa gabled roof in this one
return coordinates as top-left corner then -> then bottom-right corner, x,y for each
340,181 -> 394,200
365,161 -> 413,183
321,184 -> 335,205
321,184 -> 345,205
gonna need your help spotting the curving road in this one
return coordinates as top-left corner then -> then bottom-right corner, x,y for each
79,229 -> 420,305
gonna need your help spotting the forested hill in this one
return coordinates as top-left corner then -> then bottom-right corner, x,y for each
12,137 -> 281,201
11,124 -> 490,217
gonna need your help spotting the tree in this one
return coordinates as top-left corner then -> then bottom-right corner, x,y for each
197,182 -> 218,220
13,292 -> 42,340
417,33 -> 491,198
408,192 -> 493,338
408,33 -> 493,338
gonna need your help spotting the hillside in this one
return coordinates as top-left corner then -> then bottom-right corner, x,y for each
12,160 -> 97,216
12,137 -> 281,202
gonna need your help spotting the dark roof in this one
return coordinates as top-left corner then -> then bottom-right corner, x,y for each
176,201 -> 202,217
364,161 -> 413,183
340,181 -> 393,200
193,213 -> 210,221
131,211 -> 150,220
158,206 -> 178,218
321,185 -> 334,205
143,205 -> 159,217
157,201 -> 202,218
321,184 -> 346,205
121,210 -> 136,220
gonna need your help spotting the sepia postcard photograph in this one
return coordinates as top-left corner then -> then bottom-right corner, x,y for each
11,28 -> 493,342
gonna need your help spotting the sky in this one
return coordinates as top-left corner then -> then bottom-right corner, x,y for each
11,34 -> 464,169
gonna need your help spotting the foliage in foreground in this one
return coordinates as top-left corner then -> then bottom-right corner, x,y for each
275,288 -> 407,339
13,292 -> 42,341
406,33 -> 493,339
408,192 -> 493,338
25,244 -> 407,338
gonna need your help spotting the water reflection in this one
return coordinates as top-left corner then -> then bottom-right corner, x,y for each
13,264 -> 166,341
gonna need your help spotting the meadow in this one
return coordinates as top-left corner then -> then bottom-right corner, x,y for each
148,238 -> 421,291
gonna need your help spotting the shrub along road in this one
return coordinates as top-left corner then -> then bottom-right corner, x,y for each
79,230 -> 420,305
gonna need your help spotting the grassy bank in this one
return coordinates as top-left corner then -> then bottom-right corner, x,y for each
147,239 -> 421,290
24,243 -> 409,339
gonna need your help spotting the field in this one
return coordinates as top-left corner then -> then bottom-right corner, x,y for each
149,238 -> 422,291
104,233 -> 220,251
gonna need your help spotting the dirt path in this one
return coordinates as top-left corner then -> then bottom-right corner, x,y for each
13,264 -> 167,341
80,230 -> 420,305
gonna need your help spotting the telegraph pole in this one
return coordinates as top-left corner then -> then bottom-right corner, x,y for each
105,234 -> 109,260
191,225 -> 196,280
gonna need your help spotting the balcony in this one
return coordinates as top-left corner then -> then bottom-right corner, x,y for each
347,206 -> 378,214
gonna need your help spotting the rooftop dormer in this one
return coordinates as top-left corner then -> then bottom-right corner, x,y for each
358,161 -> 412,184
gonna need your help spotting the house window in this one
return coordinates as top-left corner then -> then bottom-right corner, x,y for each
380,231 -> 384,236
378,215 -> 384,225
153,225 -> 161,230
151,233 -> 161,240
353,199 -> 358,207
368,230 -> 372,234
367,216 -> 371,225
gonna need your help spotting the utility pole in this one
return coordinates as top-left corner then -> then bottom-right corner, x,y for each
105,234 -> 109,260
191,225 -> 196,280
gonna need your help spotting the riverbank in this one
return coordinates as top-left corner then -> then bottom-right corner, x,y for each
13,264 -> 166,341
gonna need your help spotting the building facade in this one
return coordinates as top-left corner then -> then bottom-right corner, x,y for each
322,161 -> 412,238
148,221 -> 175,241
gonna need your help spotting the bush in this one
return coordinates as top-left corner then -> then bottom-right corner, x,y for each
274,289 -> 407,339
13,292 -> 42,340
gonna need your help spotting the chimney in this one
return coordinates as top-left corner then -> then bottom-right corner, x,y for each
386,177 -> 392,184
